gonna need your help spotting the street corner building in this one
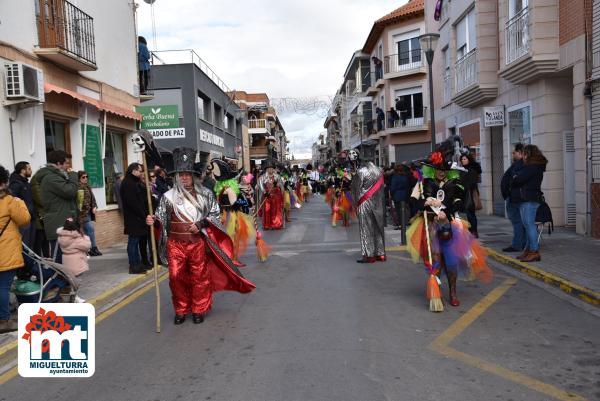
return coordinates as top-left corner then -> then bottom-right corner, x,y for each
0,0 -> 143,248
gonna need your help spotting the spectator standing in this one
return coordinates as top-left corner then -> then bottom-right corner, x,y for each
0,165 -> 31,333
120,163 -> 150,274
500,143 -> 525,252
390,164 -> 411,229
460,153 -> 482,237
154,167 -> 170,198
203,170 -> 216,192
138,36 -> 151,94
32,150 -> 79,263
511,145 -> 547,262
78,171 -> 101,256
372,56 -> 383,80
57,217 -> 90,303
9,161 -> 36,273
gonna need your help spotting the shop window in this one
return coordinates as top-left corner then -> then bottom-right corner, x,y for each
103,130 -> 126,204
508,105 -> 531,145
44,118 -> 70,158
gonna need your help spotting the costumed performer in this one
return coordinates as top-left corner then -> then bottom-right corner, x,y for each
146,148 -> 255,325
257,159 -> 284,230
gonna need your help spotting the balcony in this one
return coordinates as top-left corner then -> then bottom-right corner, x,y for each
383,108 -> 428,135
365,71 -> 385,96
249,146 -> 268,159
248,119 -> 269,135
499,6 -> 559,84
384,50 -> 426,79
35,0 -> 97,71
453,49 -> 497,107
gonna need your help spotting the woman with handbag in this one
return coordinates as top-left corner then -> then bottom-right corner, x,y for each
460,153 -> 482,238
0,165 -> 31,333
510,145 -> 547,262
78,171 -> 102,256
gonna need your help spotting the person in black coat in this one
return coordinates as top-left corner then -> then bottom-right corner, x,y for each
500,143 -> 525,252
120,162 -> 150,274
9,161 -> 36,276
459,153 -> 482,237
510,145 -> 547,262
389,164 -> 411,229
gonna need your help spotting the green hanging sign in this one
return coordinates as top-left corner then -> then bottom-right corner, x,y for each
81,124 -> 104,188
136,105 -> 179,129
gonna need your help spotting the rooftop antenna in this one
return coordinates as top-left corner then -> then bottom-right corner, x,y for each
143,0 -> 158,50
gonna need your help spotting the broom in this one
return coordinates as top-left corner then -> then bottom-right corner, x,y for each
252,194 -> 272,262
423,209 -> 444,312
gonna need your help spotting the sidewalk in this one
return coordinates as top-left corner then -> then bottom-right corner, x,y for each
0,244 -> 164,355
477,214 -> 600,305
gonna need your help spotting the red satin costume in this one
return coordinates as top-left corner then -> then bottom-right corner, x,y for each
261,186 -> 284,230
164,214 -> 255,315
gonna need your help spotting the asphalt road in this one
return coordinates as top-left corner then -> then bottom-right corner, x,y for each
2,195 -> 599,401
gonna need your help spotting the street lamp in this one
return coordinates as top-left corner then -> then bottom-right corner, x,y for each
419,33 -> 440,152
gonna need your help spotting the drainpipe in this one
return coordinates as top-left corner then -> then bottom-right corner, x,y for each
8,106 -> 18,167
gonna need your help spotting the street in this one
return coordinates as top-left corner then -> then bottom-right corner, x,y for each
1,197 -> 599,401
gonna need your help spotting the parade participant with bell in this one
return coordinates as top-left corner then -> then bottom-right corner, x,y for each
146,148 -> 255,325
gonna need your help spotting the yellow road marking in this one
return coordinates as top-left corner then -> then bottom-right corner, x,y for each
0,273 -> 168,386
429,277 -> 587,401
385,245 -> 407,252
387,254 -> 411,262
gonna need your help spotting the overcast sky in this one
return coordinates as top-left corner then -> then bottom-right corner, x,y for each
137,0 -> 407,159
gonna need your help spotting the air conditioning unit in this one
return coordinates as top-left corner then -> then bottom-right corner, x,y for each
4,62 -> 45,103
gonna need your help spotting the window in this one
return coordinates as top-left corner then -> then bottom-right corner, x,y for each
44,118 -> 69,158
197,96 -> 204,120
355,67 -> 362,93
508,105 -> 532,145
223,112 -> 229,130
397,37 -> 421,66
456,8 -> 477,59
509,0 -> 528,18
103,130 -> 126,204
394,88 -> 424,126
213,103 -> 222,127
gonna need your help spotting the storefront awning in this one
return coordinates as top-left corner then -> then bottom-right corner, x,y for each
44,83 -> 142,121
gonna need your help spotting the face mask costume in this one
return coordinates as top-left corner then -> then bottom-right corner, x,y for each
407,137 -> 492,312
152,147 -> 255,325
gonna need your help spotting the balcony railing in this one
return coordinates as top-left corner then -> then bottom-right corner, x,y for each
36,0 -> 96,66
505,7 -> 530,65
248,119 -> 267,129
386,108 -> 427,130
455,49 -> 477,94
384,50 -> 423,74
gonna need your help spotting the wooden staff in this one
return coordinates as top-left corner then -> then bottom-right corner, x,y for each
141,151 -> 161,333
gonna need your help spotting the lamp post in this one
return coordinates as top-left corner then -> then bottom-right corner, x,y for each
418,33 -> 440,152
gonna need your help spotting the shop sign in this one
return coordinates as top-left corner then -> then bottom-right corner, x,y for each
483,106 -> 505,127
199,129 -> 224,147
136,105 -> 179,129
149,128 -> 185,139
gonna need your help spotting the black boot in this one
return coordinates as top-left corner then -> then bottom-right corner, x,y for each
447,271 -> 460,306
128,264 -> 146,274
192,313 -> 204,324
90,247 -> 102,256
174,314 -> 186,325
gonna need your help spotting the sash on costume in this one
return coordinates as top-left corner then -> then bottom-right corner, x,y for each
358,175 -> 384,207
164,189 -> 201,222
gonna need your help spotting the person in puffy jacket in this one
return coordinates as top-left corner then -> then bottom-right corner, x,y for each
57,217 -> 90,303
510,144 -> 547,262
500,143 -> 525,252
0,165 -> 31,333
389,164 -> 411,229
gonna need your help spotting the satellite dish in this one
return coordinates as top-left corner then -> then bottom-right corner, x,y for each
143,0 -> 156,4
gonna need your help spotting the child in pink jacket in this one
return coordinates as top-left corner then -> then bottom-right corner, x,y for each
57,217 -> 91,302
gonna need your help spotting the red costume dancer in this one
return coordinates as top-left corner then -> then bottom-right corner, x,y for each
257,160 -> 284,230
148,148 -> 255,325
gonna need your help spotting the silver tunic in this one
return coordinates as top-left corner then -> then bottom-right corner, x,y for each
351,162 -> 385,257
154,185 -> 222,262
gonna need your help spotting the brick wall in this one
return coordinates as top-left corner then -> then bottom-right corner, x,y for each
559,0 -> 589,45
94,209 -> 127,249
591,183 -> 600,238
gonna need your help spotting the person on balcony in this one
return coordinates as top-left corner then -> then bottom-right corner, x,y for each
138,36 -> 151,95
388,107 -> 400,128
376,107 -> 385,132
372,56 -> 383,80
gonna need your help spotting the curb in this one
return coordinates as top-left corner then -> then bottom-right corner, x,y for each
485,247 -> 600,307
0,267 -> 167,360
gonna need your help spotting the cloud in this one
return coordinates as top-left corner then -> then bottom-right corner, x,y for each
137,0 -> 406,155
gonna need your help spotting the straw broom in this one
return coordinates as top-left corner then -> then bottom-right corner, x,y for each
420,179 -> 444,313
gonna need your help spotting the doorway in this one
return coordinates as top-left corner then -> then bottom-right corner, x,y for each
490,126 -> 505,216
